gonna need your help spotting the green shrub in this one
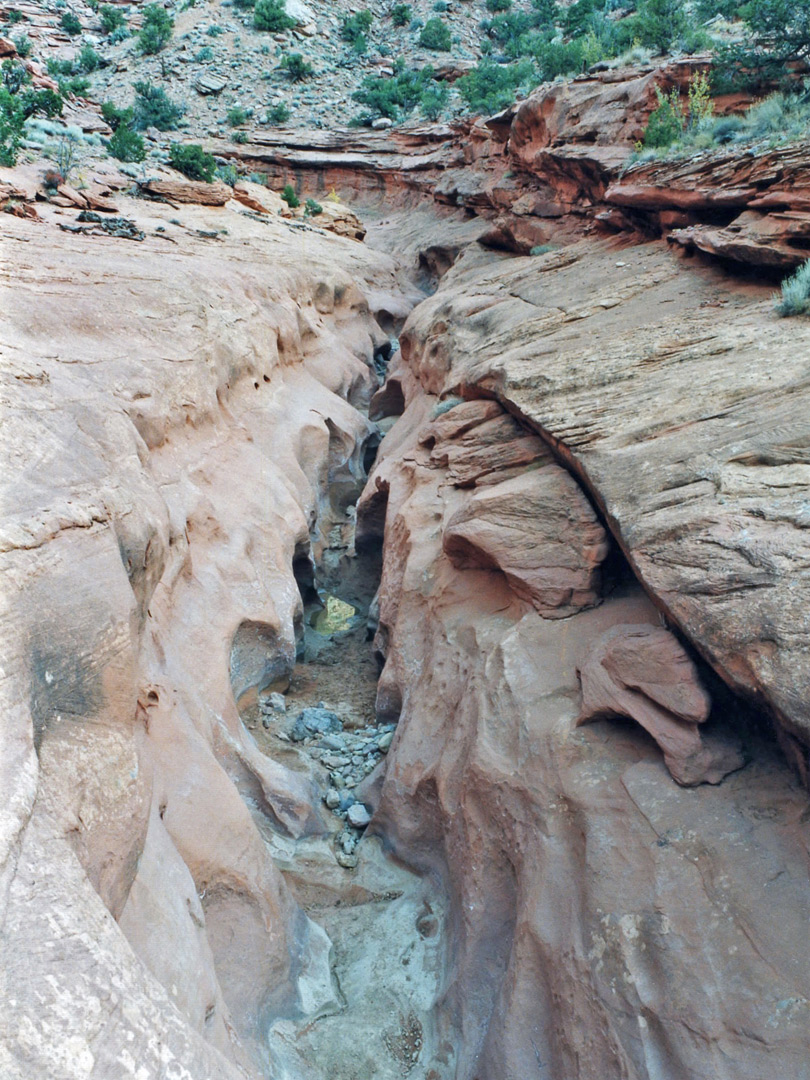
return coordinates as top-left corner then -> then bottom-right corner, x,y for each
0,88 -> 25,164
712,0 -> 810,91
560,0 -> 593,35
2,59 -> 28,94
420,78 -> 449,119
709,113 -> 744,142
694,0 -> 740,18
642,86 -> 685,148
254,0 -> 295,32
531,0 -> 559,27
281,52 -> 314,79
633,0 -> 688,53
0,84 -> 63,165
530,243 -> 557,254
391,3 -> 411,25
108,124 -> 145,161
775,258 -> 810,316
194,45 -> 213,60
534,36 -> 586,78
133,81 -> 184,130
233,130 -> 249,142
267,101 -> 290,123
76,44 -> 102,72
483,11 -> 539,58
6,9 -> 24,25
99,4 -> 125,33
60,11 -> 82,35
419,17 -> 451,50
47,58 -> 75,76
35,88 -> 63,117
109,24 -> 129,42
227,105 -> 248,125
486,0 -> 512,11
216,163 -> 239,185
207,23 -> 224,35
281,182 -> 299,207
101,99 -> 134,129
456,58 -> 535,113
59,75 -> 91,95
304,197 -> 322,215
138,3 -> 173,54
12,33 -> 31,56
341,10 -> 373,44
169,142 -> 216,181
353,64 -> 436,122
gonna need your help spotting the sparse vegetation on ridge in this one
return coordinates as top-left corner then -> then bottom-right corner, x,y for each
281,182 -> 300,207
132,81 -> 185,131
9,0 -> 810,159
253,0 -> 295,32
634,79 -> 810,161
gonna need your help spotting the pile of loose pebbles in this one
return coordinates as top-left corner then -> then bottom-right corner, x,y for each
260,699 -> 396,869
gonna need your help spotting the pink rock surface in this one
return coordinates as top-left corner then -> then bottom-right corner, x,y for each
0,182 -> 402,1077
577,623 -> 743,785
444,465 -> 609,617
362,354 -> 810,1078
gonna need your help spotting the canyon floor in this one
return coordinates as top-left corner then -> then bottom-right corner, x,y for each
2,66 -> 810,1079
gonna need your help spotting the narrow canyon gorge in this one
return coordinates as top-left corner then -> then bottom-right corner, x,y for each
2,64 -> 810,1080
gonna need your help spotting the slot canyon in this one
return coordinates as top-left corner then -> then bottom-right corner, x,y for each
2,54 -> 810,1080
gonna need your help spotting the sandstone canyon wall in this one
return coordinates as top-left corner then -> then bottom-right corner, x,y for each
2,73 -> 810,1080
0,181 -> 406,1078
359,238 -> 810,1079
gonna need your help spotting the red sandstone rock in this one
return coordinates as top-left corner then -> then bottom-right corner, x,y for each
138,177 -> 233,205
55,183 -> 88,208
0,179 -> 403,1078
444,465 -> 609,617
670,209 -> 810,268
363,325 -> 810,1078
577,623 -> 743,785
429,412 -> 547,486
397,238 -> 810,759
83,188 -> 120,213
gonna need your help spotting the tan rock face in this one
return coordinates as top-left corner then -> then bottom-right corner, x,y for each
577,623 -> 744,785
395,239 -> 810,759
137,176 -> 233,205
361,239 -> 810,1075
443,465 -> 609,618
0,183 -> 402,1078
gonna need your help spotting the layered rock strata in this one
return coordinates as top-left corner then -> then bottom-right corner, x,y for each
358,235 -> 810,1077
216,59 -> 810,270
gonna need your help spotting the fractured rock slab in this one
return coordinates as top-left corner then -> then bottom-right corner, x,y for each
577,623 -> 744,785
444,466 -> 610,618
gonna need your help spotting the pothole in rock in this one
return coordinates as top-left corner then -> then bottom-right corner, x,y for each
241,553 -> 450,1079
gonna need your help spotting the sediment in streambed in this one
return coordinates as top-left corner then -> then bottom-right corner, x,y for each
238,542 -> 450,1080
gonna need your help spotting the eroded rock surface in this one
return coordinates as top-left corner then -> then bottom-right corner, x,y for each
394,239 -> 810,765
360,256 -> 810,1074
0,182 -> 404,1078
577,623 -> 744,785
